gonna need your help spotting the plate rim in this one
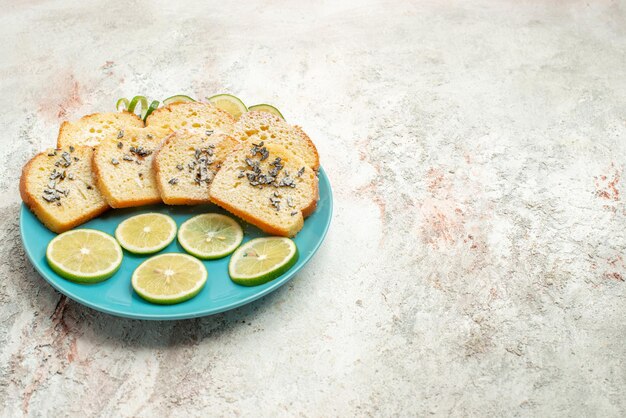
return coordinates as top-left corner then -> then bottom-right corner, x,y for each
20,167 -> 333,320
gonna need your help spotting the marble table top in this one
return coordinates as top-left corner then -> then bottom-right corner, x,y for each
1,0 -> 625,416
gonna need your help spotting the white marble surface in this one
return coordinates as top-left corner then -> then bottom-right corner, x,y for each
1,0 -> 626,416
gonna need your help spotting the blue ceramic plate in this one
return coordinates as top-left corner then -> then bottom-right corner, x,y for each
20,168 -> 332,320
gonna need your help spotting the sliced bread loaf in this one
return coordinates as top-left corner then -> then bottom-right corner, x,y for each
209,142 -> 319,237
57,111 -> 144,148
154,130 -> 240,205
20,146 -> 109,233
232,111 -> 319,171
92,126 -> 171,208
145,102 -> 235,135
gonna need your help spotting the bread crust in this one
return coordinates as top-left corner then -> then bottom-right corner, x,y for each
20,149 -> 109,233
209,194 -> 303,237
291,127 -> 319,214
301,175 -> 319,218
56,121 -> 70,148
292,125 -> 320,171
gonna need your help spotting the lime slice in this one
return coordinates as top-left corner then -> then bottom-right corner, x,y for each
207,94 -> 247,119
131,253 -> 207,304
163,94 -> 196,105
178,214 -> 243,259
248,104 -> 285,120
115,213 -> 177,254
46,229 -> 123,283
229,237 -> 298,286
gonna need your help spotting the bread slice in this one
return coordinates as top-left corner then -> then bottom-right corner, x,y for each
232,111 -> 319,171
92,126 -> 171,208
154,130 -> 240,205
209,142 -> 319,237
57,111 -> 144,148
20,146 -> 109,233
145,102 -> 235,135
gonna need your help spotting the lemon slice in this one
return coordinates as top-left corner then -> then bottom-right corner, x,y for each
131,253 -> 207,304
207,94 -> 247,119
115,213 -> 177,254
229,237 -> 298,286
46,229 -> 123,283
178,214 -> 243,259
248,104 -> 285,120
